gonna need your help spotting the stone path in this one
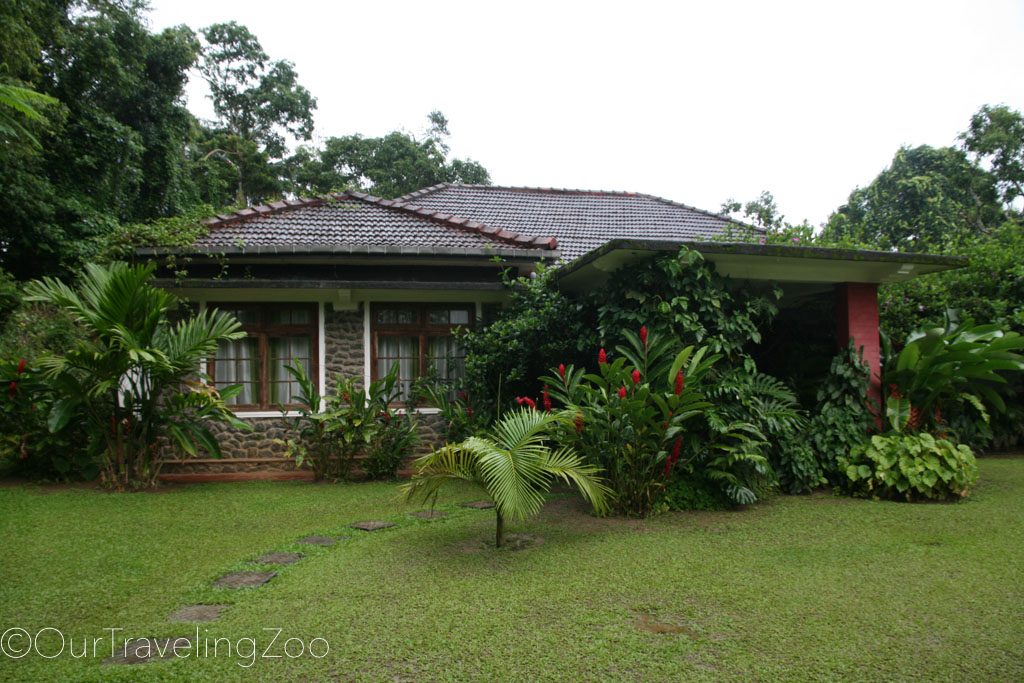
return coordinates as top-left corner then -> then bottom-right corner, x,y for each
255,551 -> 303,565
298,535 -> 339,546
168,604 -> 229,623
214,570 -> 276,589
350,520 -> 396,531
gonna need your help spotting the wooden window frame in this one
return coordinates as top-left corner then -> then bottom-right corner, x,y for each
207,302 -> 319,411
370,303 -> 473,403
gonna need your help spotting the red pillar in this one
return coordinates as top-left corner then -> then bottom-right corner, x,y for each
836,283 -> 882,410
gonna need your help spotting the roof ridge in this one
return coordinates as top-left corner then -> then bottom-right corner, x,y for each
199,191 -> 558,251
633,192 -> 767,235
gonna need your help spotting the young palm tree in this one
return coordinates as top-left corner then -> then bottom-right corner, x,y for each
24,262 -> 247,488
402,408 -> 611,547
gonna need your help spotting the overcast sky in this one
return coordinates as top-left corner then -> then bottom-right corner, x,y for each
148,0 -> 1024,226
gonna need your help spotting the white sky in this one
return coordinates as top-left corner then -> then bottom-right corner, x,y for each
148,0 -> 1024,226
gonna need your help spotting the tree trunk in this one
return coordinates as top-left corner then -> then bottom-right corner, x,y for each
495,509 -> 505,548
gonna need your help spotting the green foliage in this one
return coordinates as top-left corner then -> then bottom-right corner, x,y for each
841,432 -> 978,501
22,262 -> 248,489
414,376 -> 483,443
461,267 -> 595,419
821,145 -> 1005,252
882,313 -> 1024,436
961,104 -> 1024,207
402,408 -> 610,547
282,362 -> 417,481
592,247 -> 781,363
806,343 -> 874,484
284,111 -> 490,199
659,474 -> 731,511
0,80 -> 58,147
545,329 -> 769,516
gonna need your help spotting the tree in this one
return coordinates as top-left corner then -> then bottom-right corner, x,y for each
961,104 -> 1024,209
284,111 -> 491,198
23,262 -> 248,489
820,145 -> 1004,252
197,21 -> 317,205
721,190 -> 785,231
402,408 -> 610,547
0,82 -> 58,147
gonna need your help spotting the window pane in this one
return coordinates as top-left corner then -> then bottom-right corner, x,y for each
377,335 -> 419,401
268,308 -> 312,325
450,309 -> 471,325
427,336 -> 465,384
376,308 -> 417,325
215,338 -> 258,405
427,308 -> 471,325
269,337 -> 311,405
217,307 -> 259,325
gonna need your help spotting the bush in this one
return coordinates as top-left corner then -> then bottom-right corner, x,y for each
363,409 -> 418,480
545,325 -> 769,516
807,343 -> 874,484
840,432 -> 979,501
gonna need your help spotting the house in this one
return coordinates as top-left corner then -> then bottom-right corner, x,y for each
143,184 -> 964,481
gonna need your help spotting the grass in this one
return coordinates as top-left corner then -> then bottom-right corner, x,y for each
0,458 -> 1022,681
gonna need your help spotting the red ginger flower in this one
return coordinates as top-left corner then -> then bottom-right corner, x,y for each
542,387 -> 553,412
639,326 -> 648,346
516,396 -> 537,410
16,359 -> 26,375
466,407 -> 474,417
598,348 -> 607,364
632,369 -> 641,385
7,381 -> 16,398
558,363 -> 566,379
674,371 -> 685,395
617,386 -> 627,399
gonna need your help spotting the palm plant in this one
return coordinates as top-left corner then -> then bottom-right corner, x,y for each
402,408 -> 610,547
24,262 -> 248,488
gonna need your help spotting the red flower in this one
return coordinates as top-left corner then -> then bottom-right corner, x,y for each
558,363 -> 566,379
632,369 -> 641,385
671,438 -> 682,463
16,359 -> 26,375
457,390 -> 468,401
664,457 -> 672,477
598,348 -> 608,364
639,326 -> 648,346
542,386 -> 553,412
516,396 -> 537,410
342,391 -> 351,402
466,407 -> 474,417
617,386 -> 627,399
674,371 -> 685,395
7,381 -> 16,398
574,413 -> 584,432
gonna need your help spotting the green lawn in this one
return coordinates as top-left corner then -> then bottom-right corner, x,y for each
1,458 -> 1022,682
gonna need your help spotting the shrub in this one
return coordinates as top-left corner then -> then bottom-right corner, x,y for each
23,262 -> 248,489
545,326 -> 769,516
413,375 -> 484,443
283,362 -> 418,480
807,343 -> 874,484
840,432 -> 979,501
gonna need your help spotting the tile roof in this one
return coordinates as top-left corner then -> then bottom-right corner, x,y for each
397,184 -> 763,261
193,191 -> 558,253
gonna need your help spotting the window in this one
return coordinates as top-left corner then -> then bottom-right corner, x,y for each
372,304 -> 472,401
208,303 -> 318,410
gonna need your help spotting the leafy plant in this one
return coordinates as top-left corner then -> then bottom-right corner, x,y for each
413,373 -> 483,443
806,343 -> 875,484
883,312 -> 1024,436
840,432 -> 979,501
282,362 -> 417,480
402,408 -> 610,547
545,327 -> 768,515
23,262 -> 248,489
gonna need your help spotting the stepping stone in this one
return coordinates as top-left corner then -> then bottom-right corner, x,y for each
213,571 -> 276,589
462,500 -> 495,509
350,520 -> 396,532
254,551 -> 303,565
168,604 -> 229,623
103,636 -> 193,665
410,510 -> 447,520
298,535 -> 337,546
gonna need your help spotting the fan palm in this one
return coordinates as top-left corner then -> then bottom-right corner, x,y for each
402,408 -> 611,547
24,262 -> 247,488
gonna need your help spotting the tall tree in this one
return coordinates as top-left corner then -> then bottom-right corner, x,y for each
196,21 -> 317,206
961,104 -> 1024,210
820,145 -> 1004,252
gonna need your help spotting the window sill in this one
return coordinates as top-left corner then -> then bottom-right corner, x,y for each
230,407 -> 443,419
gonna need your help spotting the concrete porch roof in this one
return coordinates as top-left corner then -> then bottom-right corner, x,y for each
554,239 -> 967,292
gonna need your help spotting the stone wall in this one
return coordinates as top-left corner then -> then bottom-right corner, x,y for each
324,307 -> 364,393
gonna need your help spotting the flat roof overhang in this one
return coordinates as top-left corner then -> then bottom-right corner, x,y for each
136,242 -> 557,264
555,239 -> 967,292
